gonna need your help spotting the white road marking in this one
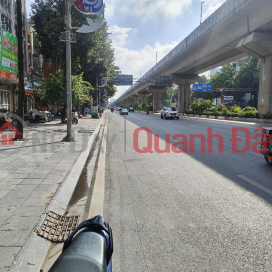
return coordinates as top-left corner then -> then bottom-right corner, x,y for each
238,175 -> 272,196
237,136 -> 256,142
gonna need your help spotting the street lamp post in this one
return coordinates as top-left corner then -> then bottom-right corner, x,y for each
156,52 -> 158,64
63,0 -> 74,142
200,1 -> 205,24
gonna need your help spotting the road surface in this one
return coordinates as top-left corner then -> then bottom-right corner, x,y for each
104,111 -> 272,272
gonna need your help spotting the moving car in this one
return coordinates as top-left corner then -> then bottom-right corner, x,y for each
129,107 -> 134,112
120,108 -> 128,115
161,107 -> 179,119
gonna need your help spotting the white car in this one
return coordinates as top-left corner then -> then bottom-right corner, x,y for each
161,107 -> 179,119
120,108 -> 128,115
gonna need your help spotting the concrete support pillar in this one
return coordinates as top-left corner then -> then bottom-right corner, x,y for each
258,55 -> 272,116
185,84 -> 191,112
137,93 -> 150,105
146,87 -> 166,111
152,92 -> 162,111
173,74 -> 201,113
141,96 -> 147,105
177,84 -> 185,113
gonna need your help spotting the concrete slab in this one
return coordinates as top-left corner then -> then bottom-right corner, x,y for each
1,216 -> 39,231
0,230 -> 30,246
1,116 -> 104,271
0,247 -> 21,268
19,179 -> 43,185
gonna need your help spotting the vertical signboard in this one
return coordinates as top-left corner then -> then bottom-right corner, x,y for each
0,29 -> 18,81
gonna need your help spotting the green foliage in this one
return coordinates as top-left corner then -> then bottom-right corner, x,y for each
188,98 -> 258,118
200,74 -> 209,83
238,107 -> 258,118
31,0 -> 120,99
191,99 -> 213,114
142,103 -> 148,110
72,73 -> 93,105
210,64 -> 237,90
135,104 -> 142,110
40,70 -> 92,105
0,109 -> 8,113
234,57 -> 260,88
161,87 -> 177,107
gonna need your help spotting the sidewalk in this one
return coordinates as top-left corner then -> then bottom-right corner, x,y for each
0,116 -> 103,271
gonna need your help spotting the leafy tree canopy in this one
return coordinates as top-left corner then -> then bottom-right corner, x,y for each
31,0 -> 120,100
40,70 -> 92,106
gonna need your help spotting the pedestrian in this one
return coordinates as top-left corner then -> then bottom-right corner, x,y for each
60,105 -> 66,123
72,106 -> 77,113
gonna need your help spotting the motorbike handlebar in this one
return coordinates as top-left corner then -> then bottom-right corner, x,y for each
49,216 -> 113,272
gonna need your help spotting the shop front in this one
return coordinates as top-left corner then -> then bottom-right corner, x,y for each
0,29 -> 18,112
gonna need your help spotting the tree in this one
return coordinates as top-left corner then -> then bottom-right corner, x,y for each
210,64 -> 237,90
234,56 -> 260,88
40,71 -> 92,106
161,87 -> 177,107
31,0 -> 120,99
200,74 -> 209,83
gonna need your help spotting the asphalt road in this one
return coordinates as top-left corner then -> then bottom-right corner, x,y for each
104,111 -> 272,272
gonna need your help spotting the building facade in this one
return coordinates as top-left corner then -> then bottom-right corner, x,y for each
0,0 -> 28,112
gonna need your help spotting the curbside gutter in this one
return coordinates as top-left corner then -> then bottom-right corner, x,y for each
182,113 -> 272,124
9,116 -> 106,272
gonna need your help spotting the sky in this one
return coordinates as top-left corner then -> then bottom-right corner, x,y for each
26,0 -> 226,100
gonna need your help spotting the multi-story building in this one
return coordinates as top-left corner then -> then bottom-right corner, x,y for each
0,0 -> 28,111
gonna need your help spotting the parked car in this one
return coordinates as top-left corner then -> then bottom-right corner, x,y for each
161,107 -> 179,119
120,108 -> 128,115
129,107 -> 134,112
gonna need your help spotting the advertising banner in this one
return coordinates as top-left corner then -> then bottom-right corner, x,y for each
0,29 -> 18,81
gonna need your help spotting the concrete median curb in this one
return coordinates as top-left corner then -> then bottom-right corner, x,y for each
182,113 -> 272,124
9,115 -> 106,272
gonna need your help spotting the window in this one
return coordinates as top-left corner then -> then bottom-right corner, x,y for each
0,90 -> 10,110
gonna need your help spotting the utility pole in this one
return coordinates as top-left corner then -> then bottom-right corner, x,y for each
96,77 -> 98,105
63,0 -> 74,142
200,1 -> 205,24
156,52 -> 158,64
15,0 -> 24,140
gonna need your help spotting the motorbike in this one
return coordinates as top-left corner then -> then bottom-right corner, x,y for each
47,112 -> 54,122
30,109 -> 47,123
72,112 -> 79,125
259,127 -> 272,165
0,115 -> 7,126
49,216 -> 113,272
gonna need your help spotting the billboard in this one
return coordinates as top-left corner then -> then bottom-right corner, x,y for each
156,76 -> 172,87
0,29 -> 18,81
113,74 -> 133,86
